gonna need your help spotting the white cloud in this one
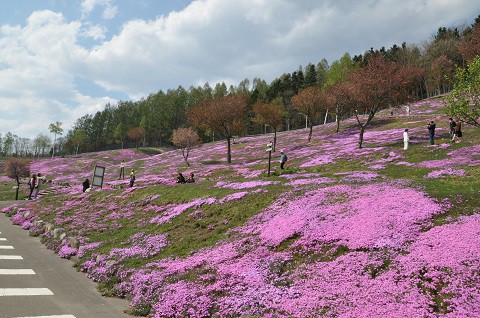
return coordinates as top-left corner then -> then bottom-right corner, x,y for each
82,23 -> 107,40
81,0 -> 118,20
0,0 -> 479,139
0,10 -> 113,138
79,0 -> 479,97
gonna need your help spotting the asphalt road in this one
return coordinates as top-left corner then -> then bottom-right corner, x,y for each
0,201 -> 131,318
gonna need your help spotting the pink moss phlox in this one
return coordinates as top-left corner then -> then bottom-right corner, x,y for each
335,171 -> 381,183
300,155 -> 334,167
109,232 -> 169,262
149,198 -> 217,225
219,191 -> 249,203
241,183 -> 443,250
215,180 -> 277,189
58,244 -> 78,259
285,177 -> 335,187
425,168 -> 466,179
77,241 -> 103,258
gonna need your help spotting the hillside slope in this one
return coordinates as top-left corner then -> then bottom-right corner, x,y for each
2,98 -> 480,317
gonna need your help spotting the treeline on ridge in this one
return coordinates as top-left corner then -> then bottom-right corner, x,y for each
1,16 -> 480,157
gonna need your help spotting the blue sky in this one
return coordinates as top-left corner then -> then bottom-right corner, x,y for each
0,0 -> 478,139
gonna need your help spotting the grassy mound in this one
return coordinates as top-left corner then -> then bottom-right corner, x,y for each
2,98 -> 479,317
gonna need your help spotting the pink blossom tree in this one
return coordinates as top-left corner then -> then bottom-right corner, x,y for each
172,128 -> 202,166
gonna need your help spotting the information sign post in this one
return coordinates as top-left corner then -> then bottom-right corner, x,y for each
92,165 -> 106,189
266,142 -> 273,177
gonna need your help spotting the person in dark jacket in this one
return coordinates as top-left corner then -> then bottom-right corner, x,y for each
449,118 -> 456,139
452,120 -> 462,143
28,174 -> 37,200
176,172 -> 186,184
82,179 -> 90,192
427,121 -> 436,145
280,150 -> 288,169
186,173 -> 195,183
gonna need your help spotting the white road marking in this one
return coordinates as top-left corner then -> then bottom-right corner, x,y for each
0,238 -> 6,241
0,288 -> 54,296
0,255 -> 23,259
0,245 -> 14,249
13,316 -> 76,318
0,269 -> 36,275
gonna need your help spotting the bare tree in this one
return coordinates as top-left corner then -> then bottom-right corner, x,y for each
4,158 -> 31,200
350,55 -> 421,148
188,94 -> 248,163
325,81 -> 356,133
252,101 -> 283,152
291,86 -> 328,142
172,128 -> 202,166
127,127 -> 146,149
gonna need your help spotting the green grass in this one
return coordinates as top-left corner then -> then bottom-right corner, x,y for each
137,147 -> 165,155
3,100 -> 480,316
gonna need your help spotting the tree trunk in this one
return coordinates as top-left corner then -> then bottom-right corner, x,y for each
273,129 -> 277,153
182,149 -> 190,166
308,120 -> 313,142
358,125 -> 366,149
335,113 -> 340,133
52,134 -> 56,158
15,178 -> 20,200
226,137 -> 232,164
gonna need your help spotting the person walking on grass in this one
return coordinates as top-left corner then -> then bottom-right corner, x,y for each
129,169 -> 136,187
449,118 -> 456,139
452,120 -> 462,143
119,160 -> 125,180
403,129 -> 409,150
427,121 -> 436,145
280,150 -> 288,170
28,174 -> 36,200
33,173 -> 46,199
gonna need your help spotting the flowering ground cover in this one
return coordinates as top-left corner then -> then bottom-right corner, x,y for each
2,98 -> 480,317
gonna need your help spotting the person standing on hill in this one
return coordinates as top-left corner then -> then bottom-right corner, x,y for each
119,160 -> 125,180
427,121 -> 436,145
449,118 -> 456,139
28,174 -> 37,200
452,120 -> 462,143
129,170 -> 135,187
280,150 -> 288,169
33,173 -> 46,199
403,129 -> 409,150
